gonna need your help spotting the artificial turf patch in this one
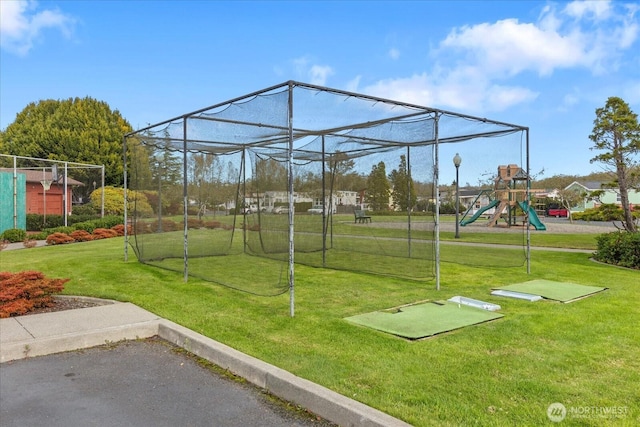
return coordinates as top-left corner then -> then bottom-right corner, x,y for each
344,301 -> 503,339
493,279 -> 606,303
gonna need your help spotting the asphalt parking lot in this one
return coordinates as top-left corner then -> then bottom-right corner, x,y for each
0,338 -> 335,427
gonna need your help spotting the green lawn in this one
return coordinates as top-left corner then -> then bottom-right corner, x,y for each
1,233 -> 637,426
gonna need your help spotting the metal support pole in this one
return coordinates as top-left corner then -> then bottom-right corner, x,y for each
434,114 -> 441,291
183,118 -> 189,282
288,82 -> 295,317
455,172 -> 460,238
123,136 -> 128,262
101,165 -> 105,218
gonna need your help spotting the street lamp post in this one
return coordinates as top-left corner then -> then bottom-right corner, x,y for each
453,153 -> 462,239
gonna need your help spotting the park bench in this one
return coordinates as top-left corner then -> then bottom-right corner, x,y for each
354,209 -> 372,223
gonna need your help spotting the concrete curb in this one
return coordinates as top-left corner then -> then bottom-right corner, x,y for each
157,321 -> 411,427
0,302 -> 412,427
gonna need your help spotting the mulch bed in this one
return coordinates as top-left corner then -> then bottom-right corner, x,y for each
20,296 -> 107,316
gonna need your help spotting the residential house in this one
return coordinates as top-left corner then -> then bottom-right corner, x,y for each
565,181 -> 640,212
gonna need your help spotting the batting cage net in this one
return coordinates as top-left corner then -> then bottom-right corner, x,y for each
124,81 -> 530,297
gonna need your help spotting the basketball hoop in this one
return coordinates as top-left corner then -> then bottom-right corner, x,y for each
41,180 -> 52,191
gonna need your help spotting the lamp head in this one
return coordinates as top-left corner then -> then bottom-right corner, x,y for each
453,153 -> 462,167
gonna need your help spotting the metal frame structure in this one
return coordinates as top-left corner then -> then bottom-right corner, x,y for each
0,154 -> 106,228
123,81 -> 530,316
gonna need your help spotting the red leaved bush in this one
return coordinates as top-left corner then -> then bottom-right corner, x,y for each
46,232 -> 75,245
0,271 -> 69,318
70,230 -> 94,242
110,224 -> 132,236
92,228 -> 119,240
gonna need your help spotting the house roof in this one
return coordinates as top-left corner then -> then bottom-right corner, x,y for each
0,169 -> 84,186
565,181 -> 603,191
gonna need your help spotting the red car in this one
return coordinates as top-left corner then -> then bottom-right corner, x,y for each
546,205 -> 569,217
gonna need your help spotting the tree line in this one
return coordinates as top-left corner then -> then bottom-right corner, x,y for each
1,96 -> 637,229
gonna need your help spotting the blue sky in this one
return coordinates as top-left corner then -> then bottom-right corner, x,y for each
1,0 -> 639,182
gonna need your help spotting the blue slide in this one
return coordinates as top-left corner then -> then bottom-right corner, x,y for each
460,200 -> 500,226
518,201 -> 546,230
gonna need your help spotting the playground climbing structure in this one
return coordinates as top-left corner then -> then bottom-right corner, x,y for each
460,165 -> 546,231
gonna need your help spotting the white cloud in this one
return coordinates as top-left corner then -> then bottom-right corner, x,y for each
356,0 -> 638,113
388,48 -> 400,60
564,0 -> 612,21
291,56 -> 334,86
0,0 -> 75,56
362,71 -> 537,113
309,65 -> 334,86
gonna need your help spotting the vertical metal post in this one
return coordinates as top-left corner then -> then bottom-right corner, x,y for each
42,168 -> 47,226
321,135 -> 326,266
63,162 -> 68,226
13,156 -> 17,229
525,129 -> 531,275
101,165 -> 105,218
434,114 -> 441,291
407,146 -> 412,257
455,168 -> 460,238
288,82 -> 295,317
183,118 -> 189,282
123,136 -> 128,262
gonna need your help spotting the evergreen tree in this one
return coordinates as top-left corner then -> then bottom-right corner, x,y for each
366,161 -> 390,211
1,97 -> 134,199
589,97 -> 640,232
389,155 -> 416,211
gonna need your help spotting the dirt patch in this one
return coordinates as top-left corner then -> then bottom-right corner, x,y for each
20,296 -> 114,316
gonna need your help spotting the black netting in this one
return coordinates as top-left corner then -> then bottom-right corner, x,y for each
125,81 -> 531,294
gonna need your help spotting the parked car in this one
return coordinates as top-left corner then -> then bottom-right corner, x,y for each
308,205 -> 324,215
273,206 -> 289,214
241,205 -> 258,214
546,204 -> 568,217
307,205 -> 335,215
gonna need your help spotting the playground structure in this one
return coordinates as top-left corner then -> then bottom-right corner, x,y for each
460,164 -> 546,231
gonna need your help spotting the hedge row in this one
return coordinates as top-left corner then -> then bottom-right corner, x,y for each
26,214 -> 124,232
45,225 -> 128,245
573,204 -> 640,222
594,231 -> 640,269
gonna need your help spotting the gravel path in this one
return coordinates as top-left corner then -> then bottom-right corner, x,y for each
443,218 -> 618,234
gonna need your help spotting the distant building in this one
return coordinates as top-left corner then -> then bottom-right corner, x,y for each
0,168 -> 83,216
565,181 -> 640,212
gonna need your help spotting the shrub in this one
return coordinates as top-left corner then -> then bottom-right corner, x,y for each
149,219 -> 178,232
594,231 -> 640,269
92,228 -> 119,240
0,271 -> 69,318
110,224 -> 131,236
46,232 -> 75,245
573,204 -> 626,222
203,220 -> 222,229
43,226 -> 76,236
26,214 -> 64,231
26,214 -> 43,231
28,231 -> 49,241
71,203 -> 97,216
69,230 -> 94,242
22,239 -> 38,248
68,213 -> 100,225
1,228 -> 27,243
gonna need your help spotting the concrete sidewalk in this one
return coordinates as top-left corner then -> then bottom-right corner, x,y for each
0,299 -> 411,427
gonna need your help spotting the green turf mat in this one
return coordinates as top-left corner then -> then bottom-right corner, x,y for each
494,280 -> 606,303
344,301 -> 503,339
